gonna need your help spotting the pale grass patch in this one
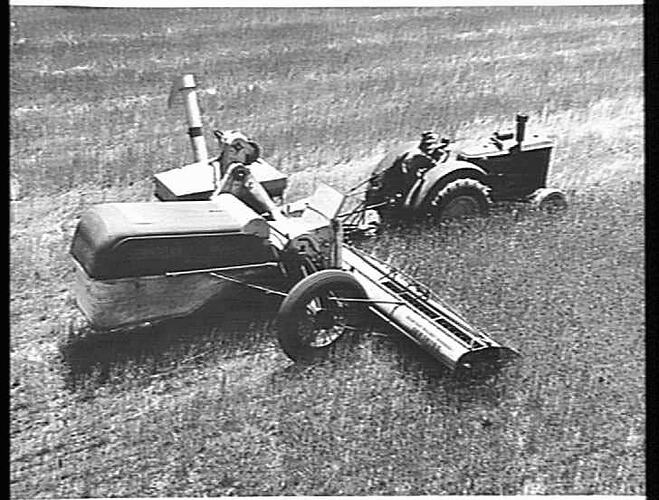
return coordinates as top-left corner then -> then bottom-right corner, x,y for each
11,342 -> 57,365
29,24 -> 214,48
50,62 -> 97,76
11,93 -> 164,120
452,95 -> 642,143
285,94 -> 643,201
564,158 -> 641,188
10,175 -> 21,201
522,478 -> 547,495
325,31 -> 392,51
11,104 -> 44,116
539,96 -> 643,139
625,427 -> 643,448
285,149 -> 388,202
454,14 -> 641,42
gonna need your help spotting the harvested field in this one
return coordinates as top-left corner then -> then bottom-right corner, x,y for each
10,6 -> 644,497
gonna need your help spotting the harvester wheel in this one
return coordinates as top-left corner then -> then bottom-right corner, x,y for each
275,270 -> 368,363
427,178 -> 490,221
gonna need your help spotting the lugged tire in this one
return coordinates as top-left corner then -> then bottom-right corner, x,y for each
426,178 -> 491,221
530,187 -> 568,213
275,270 -> 368,363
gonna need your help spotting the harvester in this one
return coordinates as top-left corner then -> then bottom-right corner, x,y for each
70,75 -> 519,374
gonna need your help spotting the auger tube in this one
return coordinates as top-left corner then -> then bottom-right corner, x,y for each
515,113 -> 528,148
175,74 -> 209,164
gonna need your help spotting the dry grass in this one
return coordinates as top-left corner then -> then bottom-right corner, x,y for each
10,5 -> 644,498
11,6 -> 642,195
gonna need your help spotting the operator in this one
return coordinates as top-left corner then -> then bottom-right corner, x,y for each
418,131 -> 449,163
210,129 -> 261,177
210,129 -> 284,221
392,131 -> 449,198
398,132 -> 442,181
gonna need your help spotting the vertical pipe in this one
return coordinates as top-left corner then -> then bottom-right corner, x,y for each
516,114 -> 528,148
179,74 -> 209,164
330,218 -> 343,269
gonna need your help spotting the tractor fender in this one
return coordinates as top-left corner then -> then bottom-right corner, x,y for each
405,159 -> 487,210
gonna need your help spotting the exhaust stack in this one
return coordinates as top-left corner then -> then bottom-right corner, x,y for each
515,113 -> 528,149
168,74 -> 209,164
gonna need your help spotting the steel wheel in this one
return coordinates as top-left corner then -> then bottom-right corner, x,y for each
275,270 -> 368,362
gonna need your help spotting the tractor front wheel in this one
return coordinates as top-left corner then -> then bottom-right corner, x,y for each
427,178 -> 491,221
275,270 -> 368,363
530,188 -> 568,213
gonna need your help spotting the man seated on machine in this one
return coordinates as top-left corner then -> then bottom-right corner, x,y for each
210,129 -> 261,176
210,129 -> 284,221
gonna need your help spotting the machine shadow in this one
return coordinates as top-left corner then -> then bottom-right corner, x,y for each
365,328 -> 521,406
59,289 -> 282,395
265,321 -> 519,410
371,198 -> 553,235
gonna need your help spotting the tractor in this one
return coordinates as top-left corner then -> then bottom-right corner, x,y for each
364,115 -> 567,222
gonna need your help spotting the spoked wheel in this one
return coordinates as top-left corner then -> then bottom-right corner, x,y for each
275,270 -> 369,363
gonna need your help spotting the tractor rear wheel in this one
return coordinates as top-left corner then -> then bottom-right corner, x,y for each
275,270 -> 368,363
427,178 -> 491,221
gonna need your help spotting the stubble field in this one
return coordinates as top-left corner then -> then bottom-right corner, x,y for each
10,6 -> 644,497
